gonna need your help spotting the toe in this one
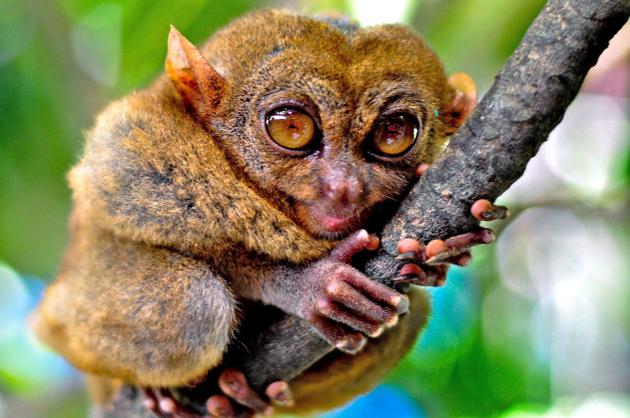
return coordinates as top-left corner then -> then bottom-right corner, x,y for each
265,381 -> 294,407
207,395 -> 235,418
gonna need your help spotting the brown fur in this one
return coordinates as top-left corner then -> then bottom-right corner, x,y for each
32,9 -> 470,414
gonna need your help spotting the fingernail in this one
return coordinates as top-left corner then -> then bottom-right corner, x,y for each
370,325 -> 385,338
336,335 -> 366,353
399,263 -> 422,276
392,294 -> 409,314
386,314 -> 399,327
426,254 -> 450,265
481,229 -> 496,243
392,273 -> 419,283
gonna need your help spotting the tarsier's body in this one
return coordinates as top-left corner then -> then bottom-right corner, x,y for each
33,10 -> 488,418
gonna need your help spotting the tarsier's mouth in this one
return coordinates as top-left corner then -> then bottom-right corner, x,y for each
303,204 -> 370,234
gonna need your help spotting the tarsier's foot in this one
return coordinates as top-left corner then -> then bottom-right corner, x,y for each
140,370 -> 290,418
206,369 -> 292,418
393,199 -> 507,287
302,230 -> 409,354
141,387 -> 207,418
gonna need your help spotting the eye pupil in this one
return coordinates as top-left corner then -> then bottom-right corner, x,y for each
265,107 -> 317,151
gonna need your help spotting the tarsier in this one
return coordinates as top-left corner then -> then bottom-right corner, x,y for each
33,9 -> 505,418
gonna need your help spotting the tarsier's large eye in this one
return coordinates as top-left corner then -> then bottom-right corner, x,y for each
265,107 -> 318,150
367,113 -> 419,158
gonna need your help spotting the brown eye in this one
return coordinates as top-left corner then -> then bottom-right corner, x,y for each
265,107 -> 317,151
368,113 -> 419,157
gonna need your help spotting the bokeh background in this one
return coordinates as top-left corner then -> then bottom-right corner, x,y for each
1,0 -> 628,417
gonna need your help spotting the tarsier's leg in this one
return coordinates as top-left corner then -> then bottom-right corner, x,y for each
32,228 -> 237,418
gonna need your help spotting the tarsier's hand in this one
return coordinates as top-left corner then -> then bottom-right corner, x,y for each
299,230 -> 410,354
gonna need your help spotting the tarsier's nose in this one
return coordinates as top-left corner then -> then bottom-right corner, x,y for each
322,176 -> 362,206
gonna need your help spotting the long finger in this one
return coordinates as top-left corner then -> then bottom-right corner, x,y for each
317,298 -> 385,337
308,312 -> 367,354
326,280 -> 398,326
330,230 -> 379,263
426,230 -> 494,264
339,269 -> 409,314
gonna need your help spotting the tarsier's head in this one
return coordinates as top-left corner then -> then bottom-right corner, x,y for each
166,10 -> 476,239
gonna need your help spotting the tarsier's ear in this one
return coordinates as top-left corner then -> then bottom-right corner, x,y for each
166,26 -> 225,113
440,72 -> 477,135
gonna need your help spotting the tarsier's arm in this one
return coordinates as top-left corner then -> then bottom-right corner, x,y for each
92,223 -> 494,418
229,230 -> 406,353
220,233 -> 444,416
251,288 -> 432,416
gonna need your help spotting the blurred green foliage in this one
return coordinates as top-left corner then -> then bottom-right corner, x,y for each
1,1 -> 628,417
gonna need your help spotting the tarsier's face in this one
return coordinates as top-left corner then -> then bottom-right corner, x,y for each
201,12 -> 451,239
263,104 -> 419,236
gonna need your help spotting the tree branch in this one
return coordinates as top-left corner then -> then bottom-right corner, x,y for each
104,0 -> 629,416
